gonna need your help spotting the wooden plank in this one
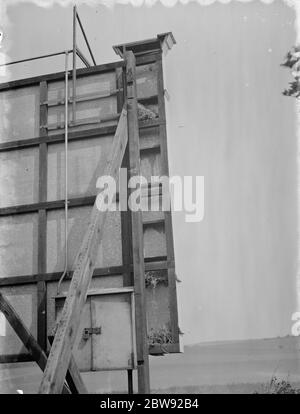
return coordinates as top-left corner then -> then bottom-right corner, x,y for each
156,54 -> 179,346
0,181 -> 163,217
45,89 -> 120,107
117,66 -> 133,288
0,60 -> 125,92
48,336 -> 87,394
47,113 -> 120,131
0,119 -> 163,153
38,107 -> 128,394
136,52 -> 161,67
0,292 -> 71,394
0,259 -> 171,287
0,125 -> 117,152
0,353 -> 33,363
37,81 -> 48,350
125,51 -> 150,394
138,95 -> 158,105
55,286 -> 134,299
0,341 -> 179,363
0,196 -> 97,217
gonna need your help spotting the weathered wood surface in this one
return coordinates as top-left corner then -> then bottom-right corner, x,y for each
48,335 -> 87,394
125,51 -> 150,393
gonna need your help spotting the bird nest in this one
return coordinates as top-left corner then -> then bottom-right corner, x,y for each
137,103 -> 158,121
145,270 -> 168,289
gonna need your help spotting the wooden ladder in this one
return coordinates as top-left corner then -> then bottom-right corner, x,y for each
37,106 -> 128,394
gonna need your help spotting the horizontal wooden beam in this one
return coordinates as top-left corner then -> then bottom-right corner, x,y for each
0,265 -> 123,286
0,52 -> 160,93
0,341 -> 180,364
0,195 -> 96,217
0,179 -> 165,217
0,259 -> 172,287
139,118 -> 165,129
143,218 -> 165,227
0,60 -> 125,92
137,95 -> 158,106
0,119 -> 164,153
0,125 -> 117,152
135,52 -> 161,67
45,89 -> 121,107
46,113 -> 120,131
55,286 -> 134,299
0,353 -> 32,363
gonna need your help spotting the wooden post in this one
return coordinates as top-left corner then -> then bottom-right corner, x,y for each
127,369 -> 133,394
125,51 -> 150,394
156,54 -> 179,346
117,66 -> 133,288
37,80 -> 48,350
38,108 -> 128,394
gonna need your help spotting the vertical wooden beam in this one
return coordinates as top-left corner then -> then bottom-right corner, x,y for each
117,66 -> 133,288
156,54 -> 179,345
125,51 -> 150,394
127,369 -> 133,394
37,80 -> 48,350
118,63 -> 138,397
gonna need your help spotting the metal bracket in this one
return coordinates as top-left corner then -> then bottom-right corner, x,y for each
82,327 -> 102,340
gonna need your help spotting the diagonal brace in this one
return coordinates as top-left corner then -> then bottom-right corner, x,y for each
38,107 -> 128,394
0,292 -> 87,394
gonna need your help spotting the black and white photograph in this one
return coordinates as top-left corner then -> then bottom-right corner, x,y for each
0,0 -> 299,397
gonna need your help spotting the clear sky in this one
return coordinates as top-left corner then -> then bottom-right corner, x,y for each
0,0 -> 298,345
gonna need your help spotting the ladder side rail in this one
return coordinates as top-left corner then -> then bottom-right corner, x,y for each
38,107 -> 128,394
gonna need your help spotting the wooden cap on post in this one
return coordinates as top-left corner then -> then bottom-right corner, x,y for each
113,32 -> 176,58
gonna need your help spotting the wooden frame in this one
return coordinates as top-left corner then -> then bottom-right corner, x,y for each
0,61 -> 125,92
0,41 -> 180,369
0,118 -> 164,153
126,51 -> 150,393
